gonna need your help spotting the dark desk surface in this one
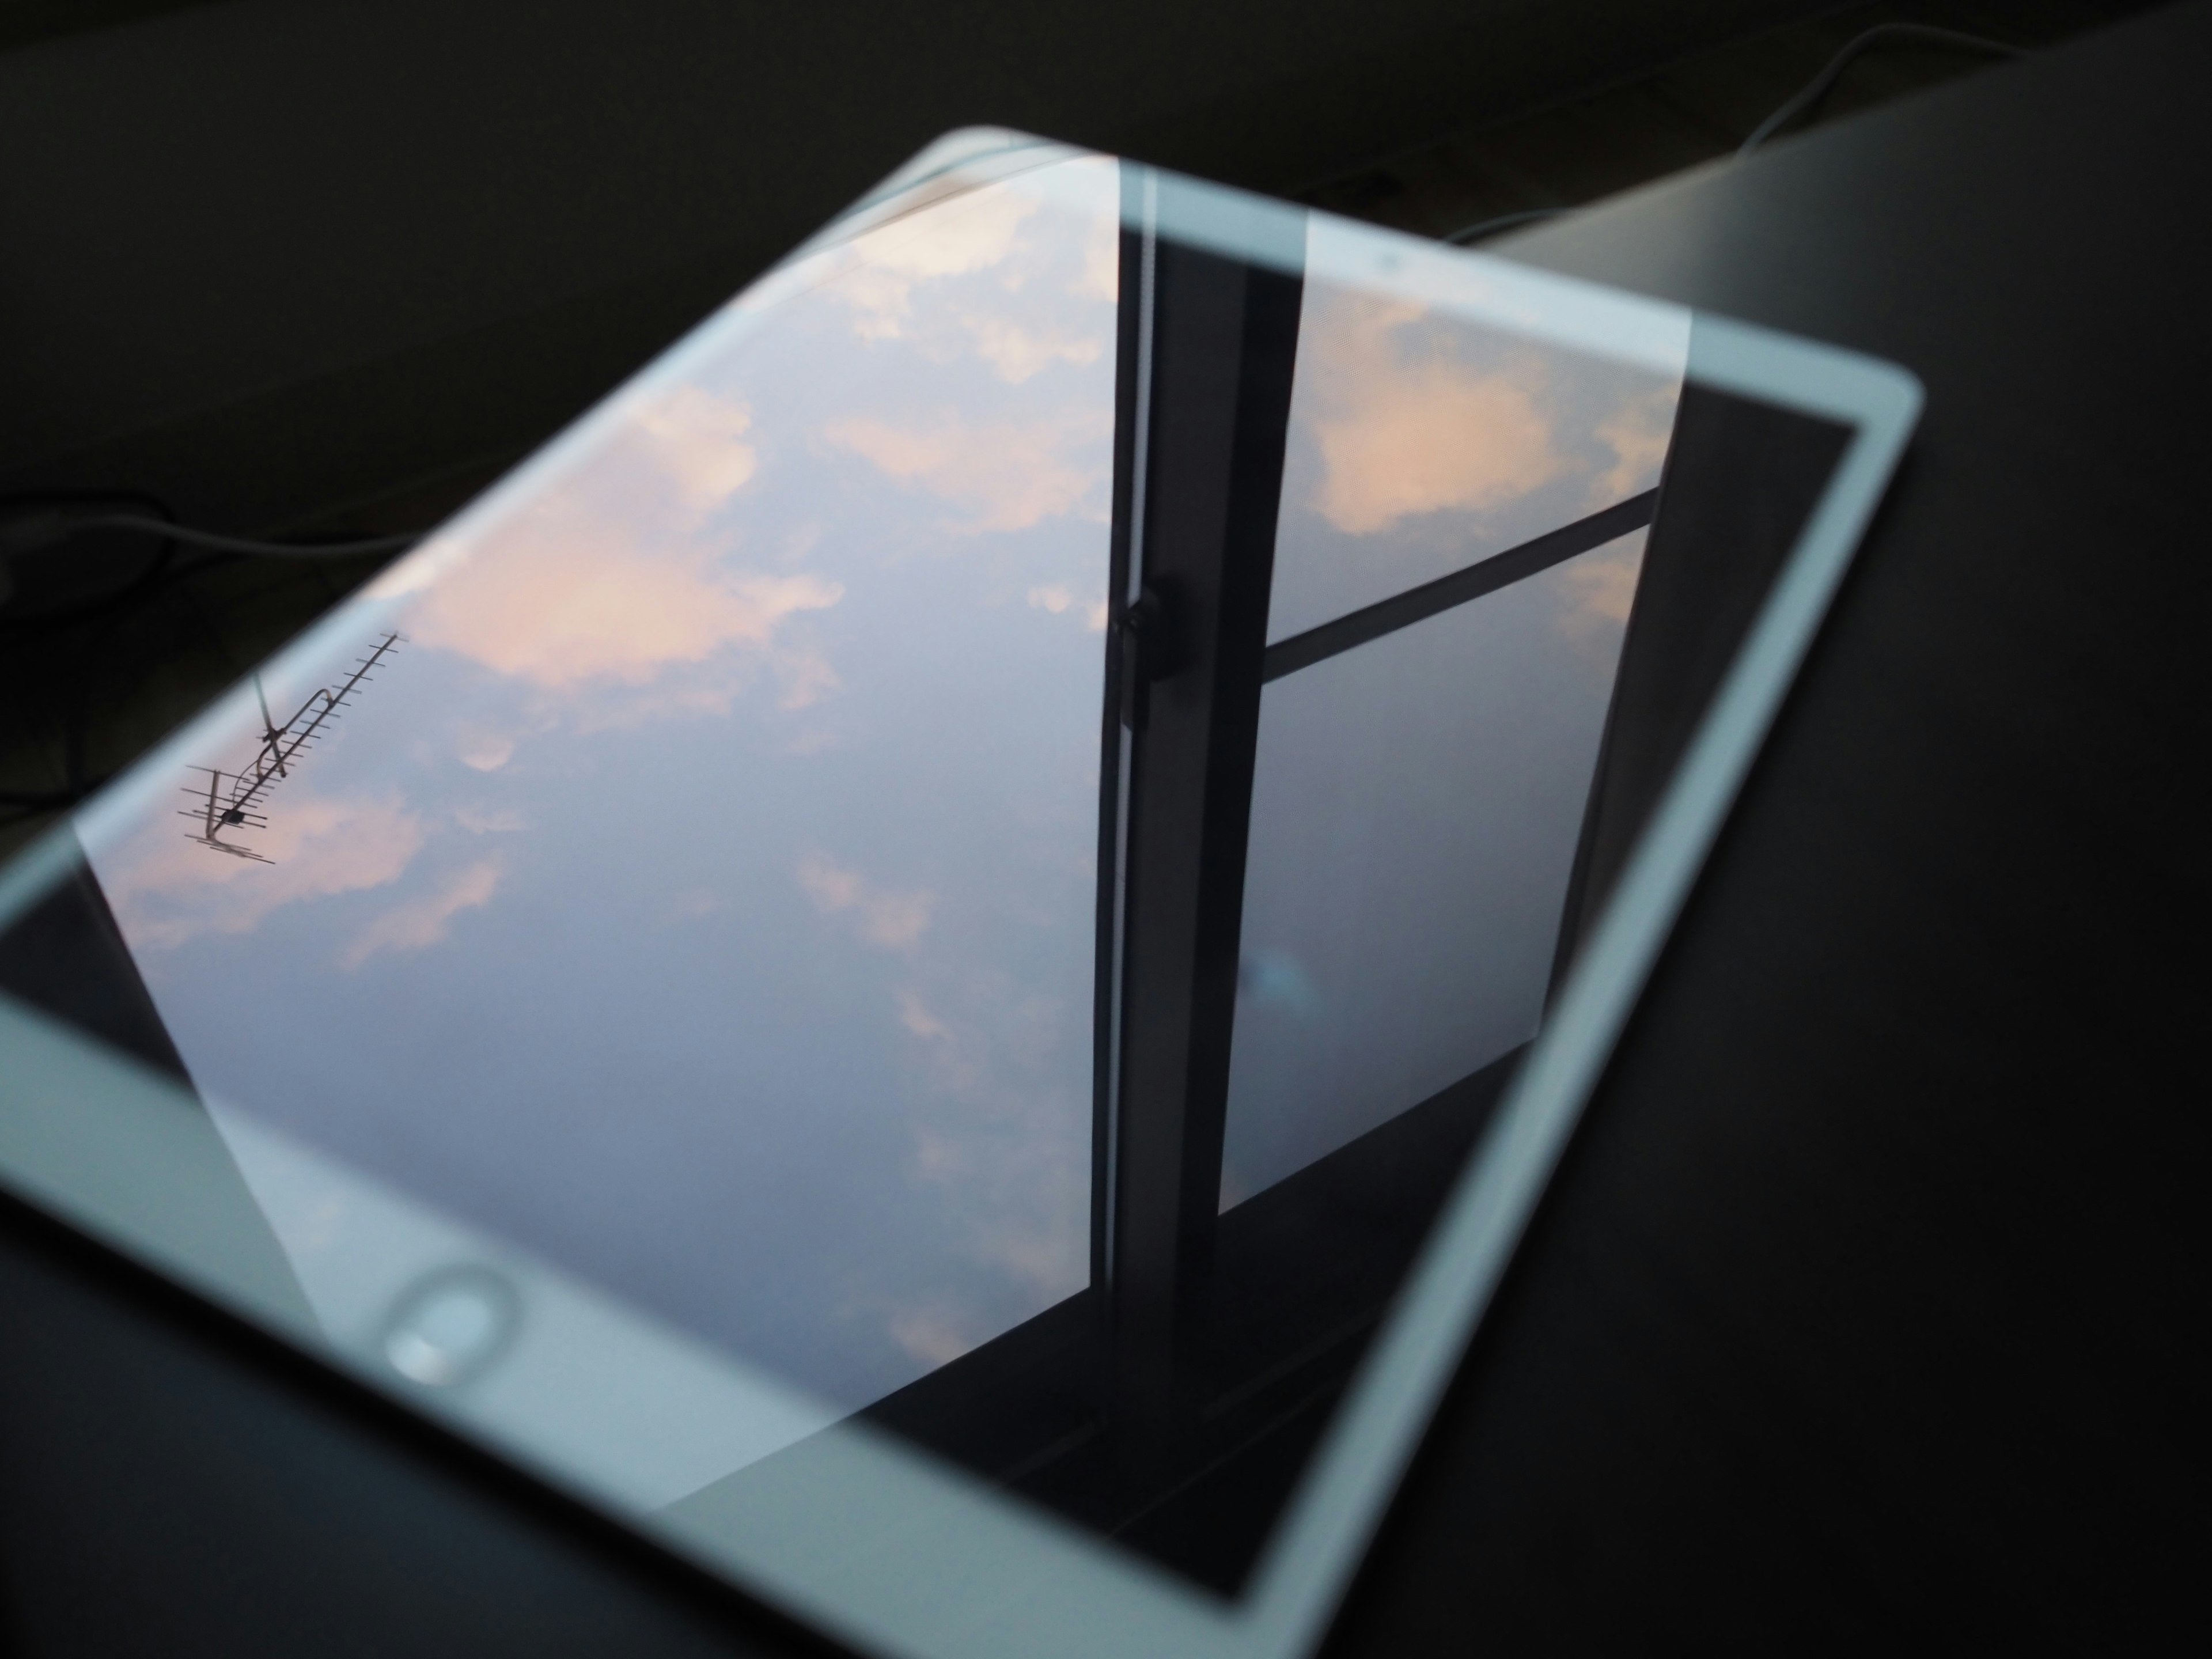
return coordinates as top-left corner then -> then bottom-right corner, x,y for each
1334,7 -> 2210,1652
1,5 -> 2205,1656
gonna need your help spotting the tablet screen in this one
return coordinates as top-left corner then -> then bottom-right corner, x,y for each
0,135 -> 1912,1656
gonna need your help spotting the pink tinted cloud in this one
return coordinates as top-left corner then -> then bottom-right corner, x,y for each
797,851 -> 935,950
396,380 -> 839,713
407,498 -> 841,692
824,406 -> 1109,533
104,790 -> 426,952
342,856 -> 504,968
1301,294 -> 1564,536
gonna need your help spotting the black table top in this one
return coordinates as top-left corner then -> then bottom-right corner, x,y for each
0,6 -> 2203,1655
1332,6 -> 2209,1651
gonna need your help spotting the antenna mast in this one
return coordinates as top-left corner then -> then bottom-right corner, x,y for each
182,632 -> 403,862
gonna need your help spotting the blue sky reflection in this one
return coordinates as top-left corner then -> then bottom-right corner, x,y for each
1224,266 -> 1681,1206
83,157 -> 1120,1410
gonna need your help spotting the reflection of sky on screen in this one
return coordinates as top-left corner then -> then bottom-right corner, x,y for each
1267,283 -> 1679,642
1224,531 -> 1649,1207
1226,282 -> 1680,1206
81,158 -> 1120,1411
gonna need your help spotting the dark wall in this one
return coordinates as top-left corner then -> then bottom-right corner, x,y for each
0,0 -> 1830,532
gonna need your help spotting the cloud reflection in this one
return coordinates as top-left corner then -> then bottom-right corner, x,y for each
1593,388 -> 1677,506
635,385 -> 760,510
410,503 -> 843,694
1553,529 -> 1650,672
825,407 -> 1110,533
832,168 -> 1113,384
1267,279 -> 1684,645
892,965 -> 1087,1309
342,857 -> 504,968
798,851 -> 935,951
106,790 -> 426,952
1302,295 -> 1563,536
964,317 -> 1104,384
1027,584 -> 1109,631
456,727 -> 517,772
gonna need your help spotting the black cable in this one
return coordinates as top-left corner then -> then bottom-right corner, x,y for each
0,492 -> 177,622
1440,20 -> 2024,246
66,513 -> 420,558
1444,206 -> 1569,247
0,542 -> 232,633
1737,22 -> 2022,156
1,498 -> 420,635
3,506 -> 421,562
0,498 -> 417,825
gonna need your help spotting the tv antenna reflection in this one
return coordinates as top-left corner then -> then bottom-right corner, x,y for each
182,632 -> 403,863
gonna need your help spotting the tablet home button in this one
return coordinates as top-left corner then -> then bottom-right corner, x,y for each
382,1266 -> 521,1388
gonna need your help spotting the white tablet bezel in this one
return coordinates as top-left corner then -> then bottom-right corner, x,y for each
0,131 -> 1919,1659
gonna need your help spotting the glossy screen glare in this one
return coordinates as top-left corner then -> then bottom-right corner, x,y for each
73,156 -> 1124,1440
1264,280 -> 1676,642
1220,267 -> 1680,1207
1223,529 -> 1651,1207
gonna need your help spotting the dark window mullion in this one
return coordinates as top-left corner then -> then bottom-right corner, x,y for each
1101,205 -> 1303,1483
1259,486 -> 1659,685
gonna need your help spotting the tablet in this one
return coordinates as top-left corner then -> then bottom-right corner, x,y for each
0,131 -> 1918,1659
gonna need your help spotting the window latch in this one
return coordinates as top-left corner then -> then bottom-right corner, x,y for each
1118,585 -> 1175,732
